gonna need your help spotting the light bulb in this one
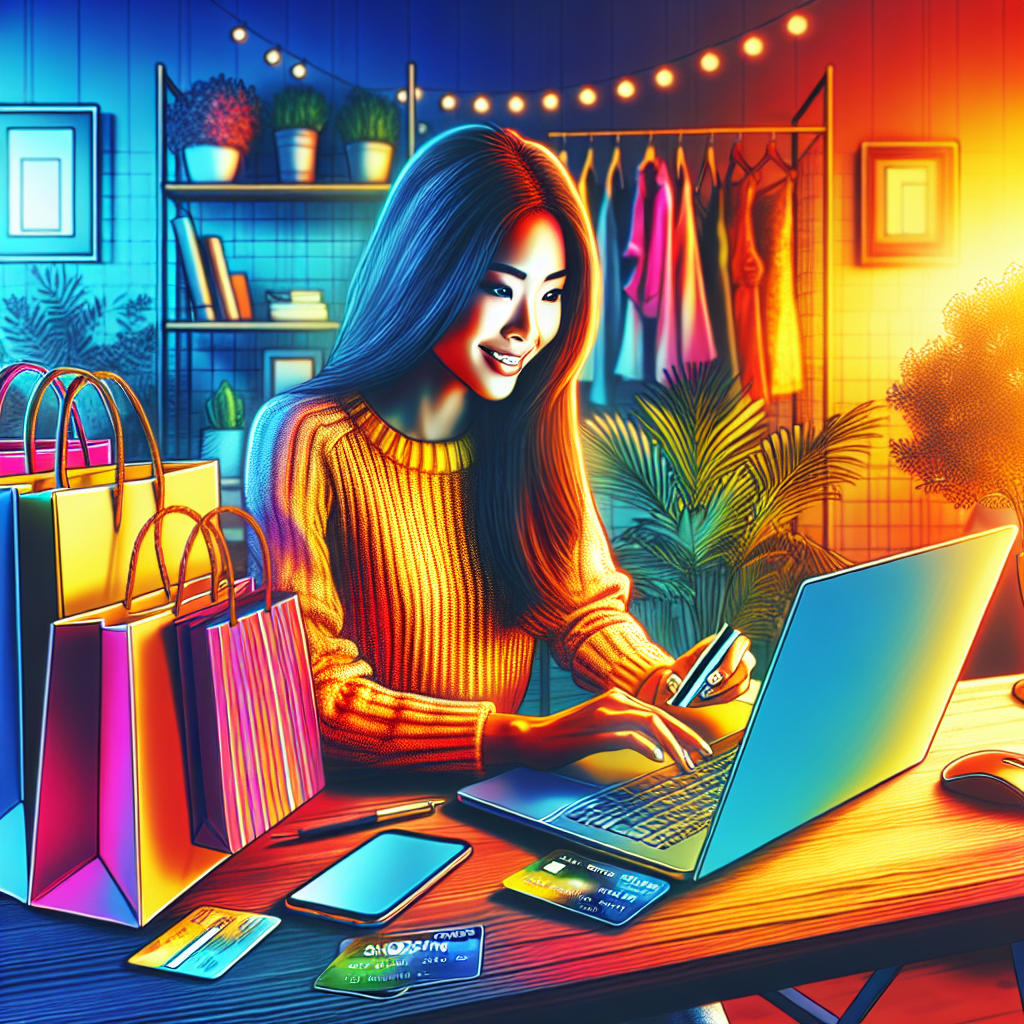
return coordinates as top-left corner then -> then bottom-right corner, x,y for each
699,52 -> 721,73
507,94 -> 526,114
416,86 -> 424,100
472,95 -> 491,114
787,13 -> 809,35
742,36 -> 764,57
440,93 -> 458,111
290,61 -> 308,79
397,88 -> 408,103
264,47 -> 282,66
616,79 -> 636,99
230,24 -> 248,43
578,86 -> 597,106
418,121 -> 428,135
654,67 -> 674,88
541,91 -> 560,111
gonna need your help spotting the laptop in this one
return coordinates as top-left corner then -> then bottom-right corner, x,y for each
459,525 -> 1018,881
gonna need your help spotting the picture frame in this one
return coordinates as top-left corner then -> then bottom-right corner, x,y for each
263,348 -> 323,400
0,104 -> 100,262
859,141 -> 959,265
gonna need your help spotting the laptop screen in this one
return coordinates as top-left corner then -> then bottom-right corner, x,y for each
694,525 -> 1017,880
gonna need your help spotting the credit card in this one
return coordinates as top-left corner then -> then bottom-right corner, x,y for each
503,849 -> 670,926
128,907 -> 280,979
314,924 -> 484,996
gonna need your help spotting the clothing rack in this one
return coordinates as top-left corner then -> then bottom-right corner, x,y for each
548,66 -> 835,549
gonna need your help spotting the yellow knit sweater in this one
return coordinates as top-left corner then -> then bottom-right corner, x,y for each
245,392 -> 674,771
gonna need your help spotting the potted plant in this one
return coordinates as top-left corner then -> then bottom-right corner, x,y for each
888,263 -> 1024,602
582,362 -> 881,666
335,87 -> 400,183
200,380 -> 246,480
272,86 -> 331,184
167,74 -> 262,183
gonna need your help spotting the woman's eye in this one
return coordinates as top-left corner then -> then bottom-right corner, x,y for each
482,282 -> 513,299
542,288 -> 563,302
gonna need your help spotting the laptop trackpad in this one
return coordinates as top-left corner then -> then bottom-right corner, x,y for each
556,748 -> 665,786
460,768 -> 599,821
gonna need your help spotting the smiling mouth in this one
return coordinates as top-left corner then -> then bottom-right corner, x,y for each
481,346 -> 529,369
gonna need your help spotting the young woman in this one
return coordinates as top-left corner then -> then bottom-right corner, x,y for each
245,124 -> 754,775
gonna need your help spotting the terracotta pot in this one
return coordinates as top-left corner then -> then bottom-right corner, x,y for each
345,141 -> 393,184
183,145 -> 242,183
275,128 -> 319,183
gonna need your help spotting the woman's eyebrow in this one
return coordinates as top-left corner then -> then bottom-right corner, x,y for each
544,269 -> 567,281
486,262 -> 568,282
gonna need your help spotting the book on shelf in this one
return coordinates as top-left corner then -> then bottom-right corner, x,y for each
267,289 -> 323,304
171,214 -> 216,321
201,236 -> 240,320
230,273 -> 253,320
268,302 -> 330,321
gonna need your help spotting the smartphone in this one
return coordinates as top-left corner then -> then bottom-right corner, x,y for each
666,623 -> 742,709
285,830 -> 472,927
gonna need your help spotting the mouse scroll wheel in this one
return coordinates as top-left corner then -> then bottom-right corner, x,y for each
1002,756 -> 1024,769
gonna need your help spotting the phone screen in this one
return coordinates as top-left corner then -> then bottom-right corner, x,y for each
287,830 -> 471,922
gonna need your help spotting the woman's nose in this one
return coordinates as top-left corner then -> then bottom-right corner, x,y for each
502,295 -> 538,345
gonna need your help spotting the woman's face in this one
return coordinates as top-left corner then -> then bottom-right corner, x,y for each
432,209 -> 567,402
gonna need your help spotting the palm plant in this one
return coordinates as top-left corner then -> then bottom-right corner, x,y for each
582,362 -> 881,663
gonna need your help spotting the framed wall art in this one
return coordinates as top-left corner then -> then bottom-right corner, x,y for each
263,348 -> 323,400
0,104 -> 100,262
859,141 -> 959,265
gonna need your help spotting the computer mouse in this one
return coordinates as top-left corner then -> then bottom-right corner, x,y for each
941,750 -> 1024,807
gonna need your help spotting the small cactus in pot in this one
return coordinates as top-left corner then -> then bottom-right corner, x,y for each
200,380 -> 247,480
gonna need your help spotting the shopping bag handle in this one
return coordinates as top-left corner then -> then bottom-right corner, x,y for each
58,370 -> 164,498
125,504 -> 230,612
0,362 -> 93,466
23,367 -> 125,491
180,506 -> 273,627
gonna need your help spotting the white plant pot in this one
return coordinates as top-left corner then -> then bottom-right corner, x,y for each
184,144 -> 242,183
275,128 -> 319,183
199,428 -> 247,481
345,141 -> 393,184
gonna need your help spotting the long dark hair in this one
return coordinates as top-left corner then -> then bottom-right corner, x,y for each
300,124 -> 599,623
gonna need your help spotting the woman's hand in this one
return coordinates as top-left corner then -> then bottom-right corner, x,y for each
483,688 -> 715,772
648,633 -> 756,709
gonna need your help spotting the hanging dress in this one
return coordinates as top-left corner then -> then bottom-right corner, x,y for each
670,145 -> 716,369
619,154 -> 674,383
726,170 -> 771,404
577,146 -> 602,385
753,174 -> 804,396
695,144 -> 740,380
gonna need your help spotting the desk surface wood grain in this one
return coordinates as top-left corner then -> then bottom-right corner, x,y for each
2,676 -> 1022,1024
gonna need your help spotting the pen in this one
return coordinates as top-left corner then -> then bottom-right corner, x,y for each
272,798 -> 446,842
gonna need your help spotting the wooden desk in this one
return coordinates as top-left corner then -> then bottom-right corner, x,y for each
2,676 -> 1022,1024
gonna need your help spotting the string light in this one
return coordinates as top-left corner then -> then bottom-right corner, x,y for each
440,93 -> 458,111
473,95 -> 491,114
541,91 -> 560,111
699,51 -> 721,72
396,87 -> 424,103
787,13 -> 809,35
263,46 -> 282,66
508,94 -> 526,114
742,36 -> 765,56
230,24 -> 248,43
616,79 -> 636,99
290,60 -> 308,79
654,67 -> 674,88
578,86 -> 597,106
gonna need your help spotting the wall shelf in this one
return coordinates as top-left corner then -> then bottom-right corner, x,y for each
165,183 -> 389,202
165,321 -> 340,332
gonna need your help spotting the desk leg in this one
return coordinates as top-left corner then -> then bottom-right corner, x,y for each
761,965 -> 901,1024
1012,941 -> 1024,1008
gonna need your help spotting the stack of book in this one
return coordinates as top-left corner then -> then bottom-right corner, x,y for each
267,290 -> 330,322
171,211 -> 253,321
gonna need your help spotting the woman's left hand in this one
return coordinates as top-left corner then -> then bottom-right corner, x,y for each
647,633 -> 756,709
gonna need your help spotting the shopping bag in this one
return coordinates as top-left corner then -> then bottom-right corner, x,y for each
176,506 -> 324,853
1,369 -> 217,902
29,506 -> 248,927
0,363 -> 111,474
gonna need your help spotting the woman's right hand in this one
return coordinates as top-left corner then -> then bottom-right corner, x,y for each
482,688 -> 714,772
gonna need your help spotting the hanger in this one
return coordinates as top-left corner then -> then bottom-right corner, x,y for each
726,135 -> 756,184
605,134 -> 623,198
695,133 -> 718,194
753,132 -> 796,180
578,135 -> 595,187
557,133 -> 570,170
639,132 -> 657,169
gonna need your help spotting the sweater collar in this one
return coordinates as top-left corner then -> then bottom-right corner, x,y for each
343,393 -> 474,473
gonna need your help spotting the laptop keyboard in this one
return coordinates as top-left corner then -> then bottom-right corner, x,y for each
563,746 -> 738,850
